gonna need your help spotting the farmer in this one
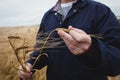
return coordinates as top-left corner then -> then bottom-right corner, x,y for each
18,0 -> 120,80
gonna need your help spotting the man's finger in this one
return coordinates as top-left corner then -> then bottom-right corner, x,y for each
58,30 -> 73,41
68,26 -> 86,35
69,30 -> 89,42
58,30 -> 78,46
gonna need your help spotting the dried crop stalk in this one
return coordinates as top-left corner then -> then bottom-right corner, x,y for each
8,27 -> 103,73
55,28 -> 103,39
8,36 -> 28,72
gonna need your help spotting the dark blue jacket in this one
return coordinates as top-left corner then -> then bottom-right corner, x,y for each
27,0 -> 120,80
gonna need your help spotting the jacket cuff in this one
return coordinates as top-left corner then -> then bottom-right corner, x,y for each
80,37 -> 102,68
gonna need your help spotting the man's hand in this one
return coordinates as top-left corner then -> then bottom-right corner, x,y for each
58,26 -> 92,55
18,63 -> 32,80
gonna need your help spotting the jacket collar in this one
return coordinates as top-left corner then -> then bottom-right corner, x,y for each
50,0 -> 90,12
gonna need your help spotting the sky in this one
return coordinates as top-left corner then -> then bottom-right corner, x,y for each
0,0 -> 120,27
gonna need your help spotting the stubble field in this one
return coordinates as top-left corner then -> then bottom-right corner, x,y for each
0,25 -> 46,80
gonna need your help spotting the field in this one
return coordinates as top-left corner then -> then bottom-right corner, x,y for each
0,25 -> 120,80
0,25 -> 46,80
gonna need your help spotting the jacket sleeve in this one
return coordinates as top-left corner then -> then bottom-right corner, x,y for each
96,5 -> 120,76
27,12 -> 50,70
81,3 -> 120,76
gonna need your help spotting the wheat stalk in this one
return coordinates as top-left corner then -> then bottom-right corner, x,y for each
31,30 -> 56,70
8,27 -> 103,74
55,28 -> 103,39
30,27 -> 103,70
8,36 -> 28,72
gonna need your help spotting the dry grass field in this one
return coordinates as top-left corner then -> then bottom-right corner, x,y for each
0,25 -> 46,80
0,25 -> 119,80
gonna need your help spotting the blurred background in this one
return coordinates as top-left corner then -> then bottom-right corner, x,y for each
0,0 -> 120,80
0,0 -> 119,27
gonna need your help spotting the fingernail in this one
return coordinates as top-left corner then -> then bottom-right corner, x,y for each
57,30 -> 65,37
68,26 -> 73,30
